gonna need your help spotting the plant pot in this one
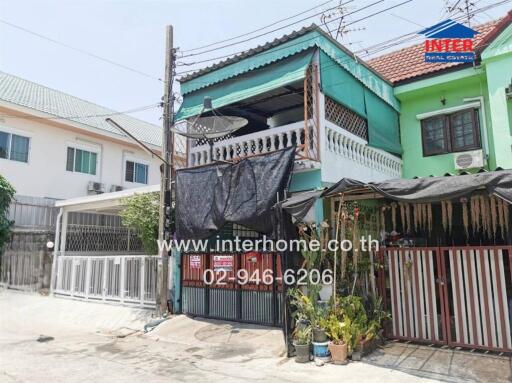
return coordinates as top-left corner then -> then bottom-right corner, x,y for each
328,342 -> 348,365
351,350 -> 362,361
312,328 -> 328,342
294,343 -> 311,363
312,341 -> 331,359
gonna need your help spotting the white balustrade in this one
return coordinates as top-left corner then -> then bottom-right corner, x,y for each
187,118 -> 402,180
325,121 -> 402,179
188,121 -> 307,166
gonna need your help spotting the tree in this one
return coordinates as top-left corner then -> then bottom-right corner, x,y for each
120,192 -> 159,255
0,175 -> 15,250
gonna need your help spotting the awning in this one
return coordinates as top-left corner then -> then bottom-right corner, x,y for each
279,170 -> 512,221
175,51 -> 314,121
319,52 -> 402,155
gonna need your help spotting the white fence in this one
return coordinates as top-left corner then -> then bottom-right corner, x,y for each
53,254 -> 158,307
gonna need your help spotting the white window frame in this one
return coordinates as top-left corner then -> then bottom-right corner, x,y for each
0,126 -> 32,165
123,155 -> 150,185
65,140 -> 101,177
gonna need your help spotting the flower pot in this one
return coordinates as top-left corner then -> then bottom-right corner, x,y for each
312,341 -> 331,359
328,342 -> 348,365
294,343 -> 311,363
351,350 -> 362,361
312,328 -> 328,342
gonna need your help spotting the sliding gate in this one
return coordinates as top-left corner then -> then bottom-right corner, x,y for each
381,246 -> 512,352
181,252 -> 283,326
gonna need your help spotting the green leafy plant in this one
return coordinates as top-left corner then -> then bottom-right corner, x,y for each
293,323 -> 312,345
0,175 -> 15,250
120,192 -> 159,255
324,314 -> 348,345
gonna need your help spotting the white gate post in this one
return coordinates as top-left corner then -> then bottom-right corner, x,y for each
140,257 -> 145,306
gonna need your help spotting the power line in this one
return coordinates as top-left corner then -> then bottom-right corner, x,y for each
181,0 -> 358,58
182,0 -> 380,59
177,0 -> 412,71
181,0 -> 338,53
176,0 -> 509,78
0,18 -> 163,83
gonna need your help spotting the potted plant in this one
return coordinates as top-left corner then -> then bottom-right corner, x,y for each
293,324 -> 312,363
312,307 -> 328,342
325,315 -> 348,365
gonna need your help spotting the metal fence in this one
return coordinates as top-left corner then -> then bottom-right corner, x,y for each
0,230 -> 53,291
53,254 -> 158,307
64,224 -> 144,254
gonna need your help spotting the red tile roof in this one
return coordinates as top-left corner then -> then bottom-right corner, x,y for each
366,13 -> 512,84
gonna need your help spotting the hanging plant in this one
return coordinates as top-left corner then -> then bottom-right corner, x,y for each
405,203 -> 412,234
421,203 -> 428,231
380,205 -> 386,233
391,202 -> 397,232
503,199 -> 510,237
441,201 -> 448,233
461,197 -> 469,238
471,195 -> 481,233
352,207 -> 360,273
490,196 -> 498,239
480,195 -> 492,238
446,200 -> 453,234
340,205 -> 348,279
497,197 -> 506,239
427,203 -> 433,235
399,203 -> 406,234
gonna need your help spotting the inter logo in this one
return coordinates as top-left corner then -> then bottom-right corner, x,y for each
419,19 -> 479,63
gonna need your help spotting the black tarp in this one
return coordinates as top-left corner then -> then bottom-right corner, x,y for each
281,170 -> 512,220
175,146 -> 296,240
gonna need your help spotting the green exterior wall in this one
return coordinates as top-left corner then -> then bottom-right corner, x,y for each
395,25 -> 512,178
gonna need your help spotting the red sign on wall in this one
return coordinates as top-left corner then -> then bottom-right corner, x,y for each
213,255 -> 234,271
189,255 -> 201,269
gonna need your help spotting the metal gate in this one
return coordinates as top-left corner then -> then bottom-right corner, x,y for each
53,254 -> 158,307
381,246 -> 512,352
181,252 -> 283,326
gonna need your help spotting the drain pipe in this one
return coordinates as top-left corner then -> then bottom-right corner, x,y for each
50,207 -> 63,295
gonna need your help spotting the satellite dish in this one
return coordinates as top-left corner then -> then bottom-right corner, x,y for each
172,97 -> 248,163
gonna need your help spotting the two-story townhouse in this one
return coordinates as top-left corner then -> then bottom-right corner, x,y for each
0,71 -> 162,203
172,25 -> 403,324
368,12 -> 512,178
0,71 -> 162,290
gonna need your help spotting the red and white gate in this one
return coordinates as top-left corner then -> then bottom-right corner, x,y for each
381,246 -> 512,352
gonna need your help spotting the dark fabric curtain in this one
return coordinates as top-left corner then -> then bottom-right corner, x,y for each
175,146 -> 296,240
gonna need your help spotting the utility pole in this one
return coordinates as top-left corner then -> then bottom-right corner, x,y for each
157,25 -> 175,316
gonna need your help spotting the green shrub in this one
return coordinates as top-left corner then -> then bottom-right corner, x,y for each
0,175 -> 15,250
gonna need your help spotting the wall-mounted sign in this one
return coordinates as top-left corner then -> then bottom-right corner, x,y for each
244,251 -> 261,264
419,19 -> 479,63
213,255 -> 234,271
189,255 -> 201,269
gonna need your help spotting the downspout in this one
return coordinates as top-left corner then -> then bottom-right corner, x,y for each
463,96 -> 490,169
50,207 -> 63,295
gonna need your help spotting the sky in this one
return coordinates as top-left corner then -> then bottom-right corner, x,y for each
0,0 -> 510,126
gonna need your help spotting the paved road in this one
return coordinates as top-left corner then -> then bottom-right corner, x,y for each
1,290 -> 509,382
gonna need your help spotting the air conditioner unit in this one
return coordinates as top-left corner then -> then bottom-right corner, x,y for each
454,149 -> 485,170
110,185 -> 123,192
87,181 -> 105,194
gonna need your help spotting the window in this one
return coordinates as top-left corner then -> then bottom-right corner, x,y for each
421,108 -> 481,156
0,130 -> 30,163
125,161 -> 148,184
66,147 -> 97,175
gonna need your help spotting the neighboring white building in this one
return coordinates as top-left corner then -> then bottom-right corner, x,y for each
0,71 -> 162,202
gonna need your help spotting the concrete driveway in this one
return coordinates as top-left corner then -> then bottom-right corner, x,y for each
0,290 -> 510,382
